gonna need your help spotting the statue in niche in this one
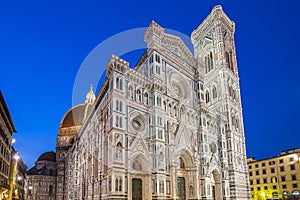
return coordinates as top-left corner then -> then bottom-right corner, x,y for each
132,160 -> 142,170
116,142 -> 122,160
177,157 -> 185,169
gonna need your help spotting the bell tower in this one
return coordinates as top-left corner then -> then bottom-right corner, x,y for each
192,5 -> 250,200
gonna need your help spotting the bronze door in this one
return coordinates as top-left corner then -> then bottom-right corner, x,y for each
177,177 -> 186,200
132,178 -> 142,200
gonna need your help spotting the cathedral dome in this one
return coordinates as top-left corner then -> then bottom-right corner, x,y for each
37,151 -> 56,162
58,85 -> 96,138
60,104 -> 90,128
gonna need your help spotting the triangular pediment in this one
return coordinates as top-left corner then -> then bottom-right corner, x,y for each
175,125 -> 190,149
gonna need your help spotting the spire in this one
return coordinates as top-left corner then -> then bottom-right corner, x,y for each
85,84 -> 96,104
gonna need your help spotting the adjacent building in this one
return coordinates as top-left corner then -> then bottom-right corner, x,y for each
247,148 -> 300,200
56,5 -> 249,200
0,91 -> 16,200
26,152 -> 57,200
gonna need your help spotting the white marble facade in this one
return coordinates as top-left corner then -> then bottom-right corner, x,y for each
56,5 -> 250,200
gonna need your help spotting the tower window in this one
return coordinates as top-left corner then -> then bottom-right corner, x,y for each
144,93 -> 149,105
205,91 -> 210,103
115,176 -> 122,192
157,95 -> 162,107
205,52 -> 214,73
212,86 -> 217,99
225,51 -> 234,72
156,65 -> 161,75
116,116 -> 122,128
116,77 -> 123,90
155,54 -> 161,63
136,89 -> 142,102
116,100 -> 122,112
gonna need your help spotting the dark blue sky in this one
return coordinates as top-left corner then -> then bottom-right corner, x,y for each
1,0 -> 299,168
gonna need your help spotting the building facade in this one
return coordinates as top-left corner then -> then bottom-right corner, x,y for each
26,152 -> 57,200
0,91 -> 16,200
248,148 -> 300,200
56,5 -> 249,200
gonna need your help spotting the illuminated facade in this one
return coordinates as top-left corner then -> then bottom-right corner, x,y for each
247,148 -> 300,200
56,5 -> 249,200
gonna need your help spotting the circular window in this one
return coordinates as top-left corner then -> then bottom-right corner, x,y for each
171,81 -> 183,98
131,116 -> 145,132
169,72 -> 189,100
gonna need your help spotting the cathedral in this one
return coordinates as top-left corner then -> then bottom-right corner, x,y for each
56,5 -> 250,200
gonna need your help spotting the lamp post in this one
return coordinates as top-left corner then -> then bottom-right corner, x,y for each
8,153 -> 19,200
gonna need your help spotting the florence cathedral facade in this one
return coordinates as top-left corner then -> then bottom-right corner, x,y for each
55,5 -> 250,200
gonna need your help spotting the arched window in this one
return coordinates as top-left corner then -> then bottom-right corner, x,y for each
169,104 -> 172,115
49,185 -> 53,194
116,116 -> 122,128
116,77 -> 122,90
128,86 -> 133,99
136,89 -> 142,102
116,100 -> 122,112
159,180 -> 164,193
115,176 -> 122,192
157,95 -> 162,107
206,52 -> 214,73
226,51 -> 234,72
209,52 -> 214,70
205,91 -> 210,103
156,65 -> 161,75
212,86 -> 217,99
144,93 -> 149,105
158,129 -> 163,140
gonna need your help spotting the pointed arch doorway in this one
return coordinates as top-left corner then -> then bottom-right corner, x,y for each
176,155 -> 189,200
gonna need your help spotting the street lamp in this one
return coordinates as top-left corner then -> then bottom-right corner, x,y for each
13,154 -> 19,161
27,186 -> 33,200
16,176 -> 22,181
